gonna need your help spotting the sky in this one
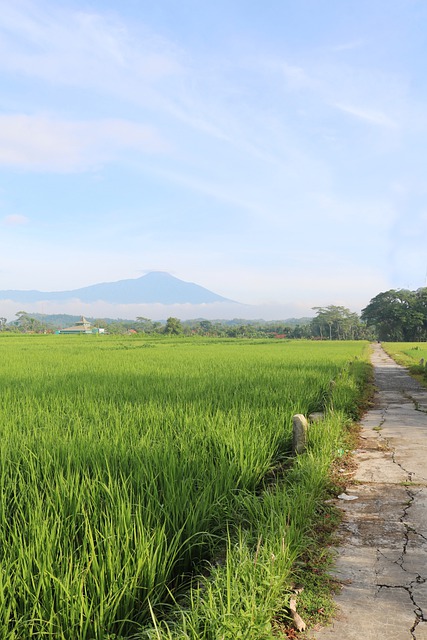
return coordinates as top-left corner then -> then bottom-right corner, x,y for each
1,0 -> 427,320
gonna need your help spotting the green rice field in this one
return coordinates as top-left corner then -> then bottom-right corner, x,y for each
0,335 -> 371,639
382,342 -> 427,366
381,342 -> 427,384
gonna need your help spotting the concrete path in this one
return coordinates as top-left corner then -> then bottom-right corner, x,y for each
309,343 -> 427,640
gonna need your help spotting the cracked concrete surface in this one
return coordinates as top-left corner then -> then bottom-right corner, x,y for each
309,343 -> 427,639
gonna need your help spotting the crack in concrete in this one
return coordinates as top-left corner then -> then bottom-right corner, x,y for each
378,405 -> 388,427
410,581 -> 427,626
376,584 -> 424,637
407,565 -> 427,624
310,345 -> 427,639
397,488 -> 427,626
412,616 -> 422,639
378,430 -> 416,483
371,387 -> 427,633
404,392 -> 427,414
409,584 -> 426,640
412,529 -> 427,543
374,486 -> 427,634
363,420 -> 426,635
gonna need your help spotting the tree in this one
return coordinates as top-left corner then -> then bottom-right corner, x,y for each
136,317 -> 153,333
92,319 -> 108,330
136,317 -> 163,334
288,323 -> 311,339
15,310 -> 29,328
311,305 -> 361,340
0,317 -> 6,331
14,311 -> 43,333
413,288 -> 427,340
199,320 -> 213,335
107,321 -> 128,335
361,289 -> 424,341
164,317 -> 183,335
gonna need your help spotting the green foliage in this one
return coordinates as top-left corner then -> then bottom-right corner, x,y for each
164,317 -> 183,335
2,310 -> 374,340
311,305 -> 369,340
362,288 -> 427,341
381,342 -> 427,383
0,336 -> 371,638
145,413 -> 358,639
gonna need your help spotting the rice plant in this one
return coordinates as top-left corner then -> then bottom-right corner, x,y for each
0,335 -> 370,638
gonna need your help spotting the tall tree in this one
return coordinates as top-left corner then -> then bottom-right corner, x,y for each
311,305 -> 361,340
414,288 -> 427,339
15,311 -> 42,332
136,317 -> 154,333
361,289 -> 424,341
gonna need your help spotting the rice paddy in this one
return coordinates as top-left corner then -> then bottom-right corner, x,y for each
382,342 -> 427,366
0,335 -> 371,638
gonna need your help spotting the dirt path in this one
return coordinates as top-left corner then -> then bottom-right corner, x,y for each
309,343 -> 427,640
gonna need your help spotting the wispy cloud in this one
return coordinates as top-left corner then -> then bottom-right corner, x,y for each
327,39 -> 365,52
0,0 -> 423,310
332,102 -> 397,128
0,2 -> 184,95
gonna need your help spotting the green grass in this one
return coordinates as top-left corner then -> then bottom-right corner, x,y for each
381,342 -> 427,385
0,335 -> 371,638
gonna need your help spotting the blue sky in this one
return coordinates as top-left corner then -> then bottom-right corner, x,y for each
1,0 -> 427,320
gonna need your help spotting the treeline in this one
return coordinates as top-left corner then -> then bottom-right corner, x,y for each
0,308 -> 373,339
2,288 -> 427,341
361,287 -> 427,341
0,312 -> 315,338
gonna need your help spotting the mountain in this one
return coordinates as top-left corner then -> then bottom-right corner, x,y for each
0,272 -> 237,305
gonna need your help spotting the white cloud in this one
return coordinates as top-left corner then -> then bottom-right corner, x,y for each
0,114 -> 168,171
280,62 -> 314,91
0,299 -> 254,322
0,0 -> 423,313
2,214 -> 29,226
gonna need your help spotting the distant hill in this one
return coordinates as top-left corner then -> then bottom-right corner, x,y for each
0,272 -> 236,305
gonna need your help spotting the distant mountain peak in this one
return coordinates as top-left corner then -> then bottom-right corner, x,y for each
138,271 -> 165,279
0,272 -> 237,305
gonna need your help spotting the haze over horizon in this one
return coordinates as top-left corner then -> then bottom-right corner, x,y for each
1,1 -> 426,319
0,271 -> 290,322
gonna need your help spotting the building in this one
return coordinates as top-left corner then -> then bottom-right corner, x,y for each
58,316 -> 97,334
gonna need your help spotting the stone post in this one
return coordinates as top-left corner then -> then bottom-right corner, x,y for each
292,414 -> 309,455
